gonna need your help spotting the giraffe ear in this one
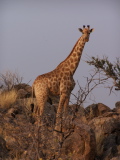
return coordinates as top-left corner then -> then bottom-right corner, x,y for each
78,28 -> 83,33
90,28 -> 94,32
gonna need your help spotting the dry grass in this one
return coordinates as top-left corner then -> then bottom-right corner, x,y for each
0,90 -> 18,108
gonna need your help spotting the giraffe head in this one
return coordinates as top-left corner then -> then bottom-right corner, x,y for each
78,25 -> 94,42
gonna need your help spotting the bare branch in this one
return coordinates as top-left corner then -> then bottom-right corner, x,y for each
0,70 -> 23,91
72,68 -> 111,106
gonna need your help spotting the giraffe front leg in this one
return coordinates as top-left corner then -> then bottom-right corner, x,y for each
55,93 -> 67,133
54,93 -> 67,143
63,79 -> 75,115
63,94 -> 70,116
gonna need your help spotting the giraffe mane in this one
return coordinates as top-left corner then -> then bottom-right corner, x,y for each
56,37 -> 81,68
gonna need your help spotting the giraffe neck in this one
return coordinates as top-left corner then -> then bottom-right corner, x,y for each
56,36 -> 86,75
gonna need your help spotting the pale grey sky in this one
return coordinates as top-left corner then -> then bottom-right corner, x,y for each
0,0 -> 120,108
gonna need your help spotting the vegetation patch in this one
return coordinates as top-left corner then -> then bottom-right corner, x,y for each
0,90 -> 17,108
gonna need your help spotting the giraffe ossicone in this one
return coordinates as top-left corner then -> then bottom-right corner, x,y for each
32,25 -> 94,130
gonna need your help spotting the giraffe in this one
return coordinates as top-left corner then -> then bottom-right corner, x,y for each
32,25 -> 94,131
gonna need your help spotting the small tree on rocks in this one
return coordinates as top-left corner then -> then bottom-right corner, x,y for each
86,56 -> 120,92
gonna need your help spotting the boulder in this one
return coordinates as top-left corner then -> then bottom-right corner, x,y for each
14,83 -> 32,98
115,101 -> 120,113
97,103 -> 111,115
85,103 -> 111,120
0,136 -> 8,159
61,119 -> 96,160
89,112 -> 120,159
17,89 -> 28,99
110,156 -> 120,160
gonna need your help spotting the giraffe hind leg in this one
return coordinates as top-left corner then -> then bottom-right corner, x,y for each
36,94 -> 48,115
34,84 -> 49,118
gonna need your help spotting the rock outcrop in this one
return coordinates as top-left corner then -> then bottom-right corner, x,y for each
0,101 -> 120,160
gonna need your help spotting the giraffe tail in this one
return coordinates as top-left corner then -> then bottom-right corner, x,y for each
29,84 -> 36,124
30,84 -> 35,113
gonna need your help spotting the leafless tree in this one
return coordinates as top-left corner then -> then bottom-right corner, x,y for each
0,70 -> 23,91
71,69 -> 109,107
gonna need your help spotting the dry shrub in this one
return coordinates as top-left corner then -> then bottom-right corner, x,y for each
0,90 -> 17,108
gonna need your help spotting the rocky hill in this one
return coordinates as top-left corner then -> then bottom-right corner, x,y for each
0,87 -> 120,160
